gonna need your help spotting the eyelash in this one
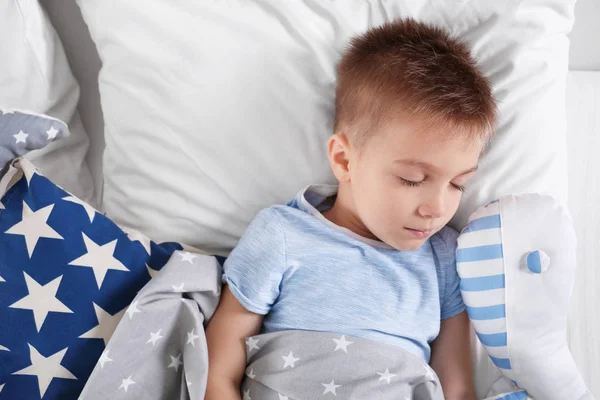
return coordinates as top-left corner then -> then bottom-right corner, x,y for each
400,178 -> 422,187
400,178 -> 466,192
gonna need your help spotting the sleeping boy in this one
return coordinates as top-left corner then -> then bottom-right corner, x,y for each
205,18 -> 496,400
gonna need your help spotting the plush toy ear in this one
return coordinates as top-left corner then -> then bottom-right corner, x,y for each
457,194 -> 594,400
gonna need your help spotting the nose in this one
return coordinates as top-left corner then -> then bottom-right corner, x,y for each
418,190 -> 446,219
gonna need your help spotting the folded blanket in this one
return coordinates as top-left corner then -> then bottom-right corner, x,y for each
79,252 -> 222,399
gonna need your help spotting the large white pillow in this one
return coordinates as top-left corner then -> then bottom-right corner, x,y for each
77,0 -> 574,256
0,0 -> 94,203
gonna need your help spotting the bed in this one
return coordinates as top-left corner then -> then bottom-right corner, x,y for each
0,0 -> 597,398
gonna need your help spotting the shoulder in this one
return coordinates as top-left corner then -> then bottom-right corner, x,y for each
238,206 -> 288,244
253,205 -> 284,223
429,226 -> 459,274
248,204 -> 311,239
431,225 -> 459,255
248,206 -> 281,229
265,203 -> 318,229
227,206 -> 289,263
253,203 -> 305,222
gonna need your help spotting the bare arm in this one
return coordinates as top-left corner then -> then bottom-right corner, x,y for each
205,285 -> 264,400
429,311 -> 477,400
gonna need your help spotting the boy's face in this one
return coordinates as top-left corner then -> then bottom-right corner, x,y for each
333,117 -> 483,251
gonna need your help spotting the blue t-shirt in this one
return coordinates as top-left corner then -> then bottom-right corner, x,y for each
223,185 -> 465,362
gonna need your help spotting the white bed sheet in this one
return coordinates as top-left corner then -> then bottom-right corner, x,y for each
566,71 -> 600,398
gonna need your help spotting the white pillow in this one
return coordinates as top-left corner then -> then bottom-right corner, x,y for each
0,0 -> 94,203
77,0 -> 573,257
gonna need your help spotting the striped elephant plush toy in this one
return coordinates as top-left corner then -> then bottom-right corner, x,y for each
457,194 -> 594,400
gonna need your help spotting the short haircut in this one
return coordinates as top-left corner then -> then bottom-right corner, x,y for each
334,18 -> 497,147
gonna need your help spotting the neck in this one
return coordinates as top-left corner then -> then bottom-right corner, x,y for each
322,182 -> 379,241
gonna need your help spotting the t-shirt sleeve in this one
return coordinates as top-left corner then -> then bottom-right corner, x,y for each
222,207 -> 287,315
439,227 -> 466,320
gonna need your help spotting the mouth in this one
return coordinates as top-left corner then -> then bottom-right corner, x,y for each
405,227 -> 432,238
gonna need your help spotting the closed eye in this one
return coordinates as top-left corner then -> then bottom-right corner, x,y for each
452,183 -> 466,192
400,178 -> 423,187
400,177 -> 466,192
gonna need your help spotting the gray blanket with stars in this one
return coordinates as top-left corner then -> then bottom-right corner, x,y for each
242,330 -> 443,400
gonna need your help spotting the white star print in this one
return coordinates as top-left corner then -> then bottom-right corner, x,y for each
246,368 -> 256,379
46,126 -> 59,141
377,368 -> 396,384
0,200 -> 4,210
123,227 -> 152,255
243,389 -> 252,400
322,380 -> 341,396
146,329 -> 164,347
178,251 -> 197,264
5,202 -> 64,258
119,376 -> 135,392
187,329 -> 200,347
12,344 -> 76,398
332,335 -> 353,353
146,264 -> 159,278
98,350 -> 113,368
168,354 -> 183,372
282,351 -> 300,368
246,337 -> 260,352
79,303 -> 126,345
0,384 -> 3,393
423,365 -> 436,382
404,395 -> 411,400
0,274 -> 5,282
13,130 -> 28,144
68,233 -> 129,288
0,345 -> 9,351
9,273 -> 73,332
172,283 -> 185,292
62,196 -> 96,222
278,393 -> 289,400
126,301 -> 141,319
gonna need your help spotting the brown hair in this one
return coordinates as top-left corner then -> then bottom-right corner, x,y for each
334,18 -> 496,147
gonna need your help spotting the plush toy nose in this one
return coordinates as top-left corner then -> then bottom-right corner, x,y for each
523,250 -> 550,274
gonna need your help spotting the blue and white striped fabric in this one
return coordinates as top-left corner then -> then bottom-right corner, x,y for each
488,390 -> 530,400
456,199 -> 513,372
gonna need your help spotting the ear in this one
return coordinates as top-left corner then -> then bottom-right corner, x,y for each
327,133 -> 352,183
